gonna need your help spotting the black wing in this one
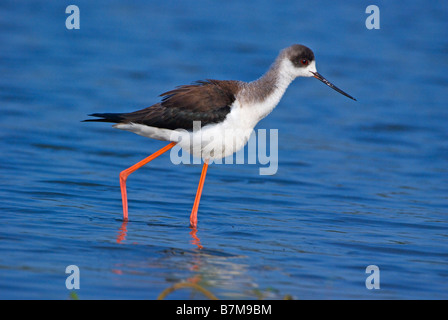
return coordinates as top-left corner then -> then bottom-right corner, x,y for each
84,80 -> 240,131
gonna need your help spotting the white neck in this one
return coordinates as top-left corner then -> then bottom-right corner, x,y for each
239,59 -> 295,122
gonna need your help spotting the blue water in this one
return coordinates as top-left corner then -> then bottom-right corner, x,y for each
1,0 -> 447,299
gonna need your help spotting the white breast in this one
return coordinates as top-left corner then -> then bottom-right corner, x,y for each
176,100 -> 255,160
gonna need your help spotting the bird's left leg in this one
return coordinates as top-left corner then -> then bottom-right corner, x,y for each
189,160 -> 209,228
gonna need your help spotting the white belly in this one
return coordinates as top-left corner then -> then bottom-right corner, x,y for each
114,101 -> 257,161
178,118 -> 253,160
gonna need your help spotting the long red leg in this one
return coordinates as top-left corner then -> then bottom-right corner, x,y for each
190,160 -> 209,228
120,142 -> 176,221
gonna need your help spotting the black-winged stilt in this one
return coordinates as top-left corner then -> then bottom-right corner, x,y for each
85,44 -> 356,228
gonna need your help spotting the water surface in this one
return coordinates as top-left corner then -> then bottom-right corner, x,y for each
1,0 -> 447,299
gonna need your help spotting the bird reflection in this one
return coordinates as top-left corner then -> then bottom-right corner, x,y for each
189,227 -> 203,249
116,219 -> 203,250
116,219 -> 128,244
112,219 -> 279,299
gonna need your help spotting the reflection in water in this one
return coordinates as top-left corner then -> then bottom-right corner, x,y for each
116,220 -> 128,244
116,220 -> 203,250
157,281 -> 218,300
113,219 -> 280,299
189,227 -> 203,250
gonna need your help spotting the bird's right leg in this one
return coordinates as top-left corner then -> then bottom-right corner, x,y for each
119,142 -> 177,221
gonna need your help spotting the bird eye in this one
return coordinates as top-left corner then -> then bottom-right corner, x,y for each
300,59 -> 309,66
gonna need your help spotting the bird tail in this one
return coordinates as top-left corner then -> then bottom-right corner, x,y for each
82,113 -> 125,123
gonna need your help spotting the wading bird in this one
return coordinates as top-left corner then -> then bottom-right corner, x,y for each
85,44 -> 356,228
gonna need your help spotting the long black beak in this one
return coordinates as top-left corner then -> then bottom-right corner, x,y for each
311,71 -> 356,101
